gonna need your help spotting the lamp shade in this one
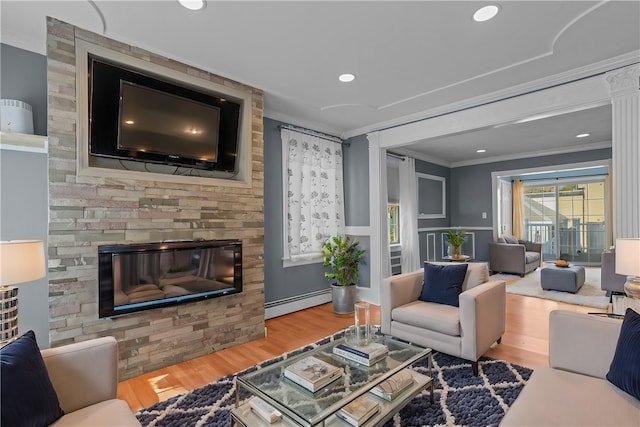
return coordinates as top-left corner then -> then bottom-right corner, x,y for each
0,240 -> 46,286
615,238 -> 640,276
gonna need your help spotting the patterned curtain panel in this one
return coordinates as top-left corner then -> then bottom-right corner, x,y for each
281,128 -> 345,262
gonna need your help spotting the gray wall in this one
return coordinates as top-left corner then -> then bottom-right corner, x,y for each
1,43 -> 48,136
0,44 -> 50,346
450,148 -> 612,262
0,149 -> 50,347
343,134 -> 370,226
263,118 -> 371,305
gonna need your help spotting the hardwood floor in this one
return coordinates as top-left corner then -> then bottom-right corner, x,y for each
118,294 -> 596,412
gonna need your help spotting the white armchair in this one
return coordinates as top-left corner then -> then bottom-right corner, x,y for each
381,262 -> 506,374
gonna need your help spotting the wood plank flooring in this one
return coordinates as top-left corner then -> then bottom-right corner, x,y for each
118,294 -> 596,412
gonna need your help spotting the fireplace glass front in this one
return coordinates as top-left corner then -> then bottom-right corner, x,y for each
98,240 -> 242,317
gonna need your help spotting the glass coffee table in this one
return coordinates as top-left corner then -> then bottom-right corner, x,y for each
231,335 -> 432,427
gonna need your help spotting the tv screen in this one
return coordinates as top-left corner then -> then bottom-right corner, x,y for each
118,81 -> 220,163
88,56 -> 241,173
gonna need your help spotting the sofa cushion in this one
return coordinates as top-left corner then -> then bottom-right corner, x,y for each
525,251 -> 540,264
461,262 -> 489,292
606,308 -> 640,400
0,330 -> 65,427
502,234 -> 519,244
501,367 -> 640,426
392,300 -> 460,336
420,262 -> 468,307
50,399 -> 141,427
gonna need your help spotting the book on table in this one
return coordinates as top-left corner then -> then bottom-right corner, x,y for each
283,355 -> 342,392
369,368 -> 415,401
332,341 -> 389,366
336,395 -> 379,427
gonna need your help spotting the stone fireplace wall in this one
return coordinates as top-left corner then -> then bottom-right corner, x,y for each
46,19 -> 265,379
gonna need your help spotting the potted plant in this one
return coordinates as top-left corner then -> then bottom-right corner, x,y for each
321,235 -> 366,314
446,229 -> 466,259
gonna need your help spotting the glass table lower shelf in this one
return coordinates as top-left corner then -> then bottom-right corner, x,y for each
232,335 -> 432,427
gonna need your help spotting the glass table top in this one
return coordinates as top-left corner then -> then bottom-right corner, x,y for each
235,335 -> 431,427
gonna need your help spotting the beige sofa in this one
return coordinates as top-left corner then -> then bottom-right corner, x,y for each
500,310 -> 640,426
381,262 -> 506,375
43,336 -> 141,426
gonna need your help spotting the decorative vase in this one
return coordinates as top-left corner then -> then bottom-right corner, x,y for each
353,301 -> 371,345
448,244 -> 462,258
331,283 -> 356,314
453,245 -> 462,258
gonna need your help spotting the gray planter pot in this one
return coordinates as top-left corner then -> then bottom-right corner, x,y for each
331,283 -> 356,314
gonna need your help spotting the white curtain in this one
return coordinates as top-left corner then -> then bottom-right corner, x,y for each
399,157 -> 420,272
281,128 -> 345,261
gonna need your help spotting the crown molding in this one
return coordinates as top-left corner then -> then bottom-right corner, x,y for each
450,140 -> 612,168
345,51 -> 640,140
263,109 -> 341,137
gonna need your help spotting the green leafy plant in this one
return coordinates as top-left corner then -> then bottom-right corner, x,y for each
446,229 -> 466,257
321,235 -> 366,286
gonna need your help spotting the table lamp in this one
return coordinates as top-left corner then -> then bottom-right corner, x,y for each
0,240 -> 46,345
615,238 -> 640,299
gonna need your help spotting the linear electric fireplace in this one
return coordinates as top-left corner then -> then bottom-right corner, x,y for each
98,239 -> 242,318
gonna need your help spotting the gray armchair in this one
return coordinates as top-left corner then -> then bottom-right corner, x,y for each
601,251 -> 626,295
489,235 -> 541,277
380,262 -> 506,375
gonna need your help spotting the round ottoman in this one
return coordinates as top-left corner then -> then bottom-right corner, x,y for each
541,265 -> 585,293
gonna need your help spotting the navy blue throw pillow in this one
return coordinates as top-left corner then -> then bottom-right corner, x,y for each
606,308 -> 640,400
419,262 -> 468,307
1,330 -> 64,427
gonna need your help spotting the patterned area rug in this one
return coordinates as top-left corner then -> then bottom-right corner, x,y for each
136,330 -> 532,427
492,266 -> 609,309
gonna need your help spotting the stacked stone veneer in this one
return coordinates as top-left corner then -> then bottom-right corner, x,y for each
46,19 -> 265,379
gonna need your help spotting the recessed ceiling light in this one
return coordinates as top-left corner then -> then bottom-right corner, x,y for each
178,0 -> 206,11
576,133 -> 591,138
338,73 -> 356,83
473,5 -> 500,22
476,149 -> 487,153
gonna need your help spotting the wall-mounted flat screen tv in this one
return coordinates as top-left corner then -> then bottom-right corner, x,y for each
88,55 -> 241,173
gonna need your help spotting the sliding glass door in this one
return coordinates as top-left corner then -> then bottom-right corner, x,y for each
522,179 -> 606,265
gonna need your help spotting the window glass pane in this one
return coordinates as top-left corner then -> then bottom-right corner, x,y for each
388,204 -> 400,244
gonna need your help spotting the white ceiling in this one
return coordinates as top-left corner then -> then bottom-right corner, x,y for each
1,1 -> 638,165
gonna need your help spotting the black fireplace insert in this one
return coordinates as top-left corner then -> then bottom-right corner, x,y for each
98,239 -> 242,317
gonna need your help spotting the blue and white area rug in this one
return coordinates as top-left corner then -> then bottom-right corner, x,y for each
136,331 -> 532,427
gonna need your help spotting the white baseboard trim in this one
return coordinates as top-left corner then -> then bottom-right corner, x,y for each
264,289 -> 332,319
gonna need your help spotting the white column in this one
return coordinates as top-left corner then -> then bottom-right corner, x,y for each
362,132 -> 389,305
606,64 -> 640,238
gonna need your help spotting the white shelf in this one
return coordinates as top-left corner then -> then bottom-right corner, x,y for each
0,131 -> 48,153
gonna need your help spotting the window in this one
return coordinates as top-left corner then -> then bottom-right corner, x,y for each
522,179 -> 606,264
388,203 -> 400,244
281,128 -> 345,266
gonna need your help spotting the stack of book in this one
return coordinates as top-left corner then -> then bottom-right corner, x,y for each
332,341 -> 389,366
336,395 -> 379,427
369,368 -> 415,401
283,355 -> 343,392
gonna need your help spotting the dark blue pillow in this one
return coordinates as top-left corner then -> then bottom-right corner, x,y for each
419,262 -> 468,307
1,330 -> 64,427
606,308 -> 640,400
